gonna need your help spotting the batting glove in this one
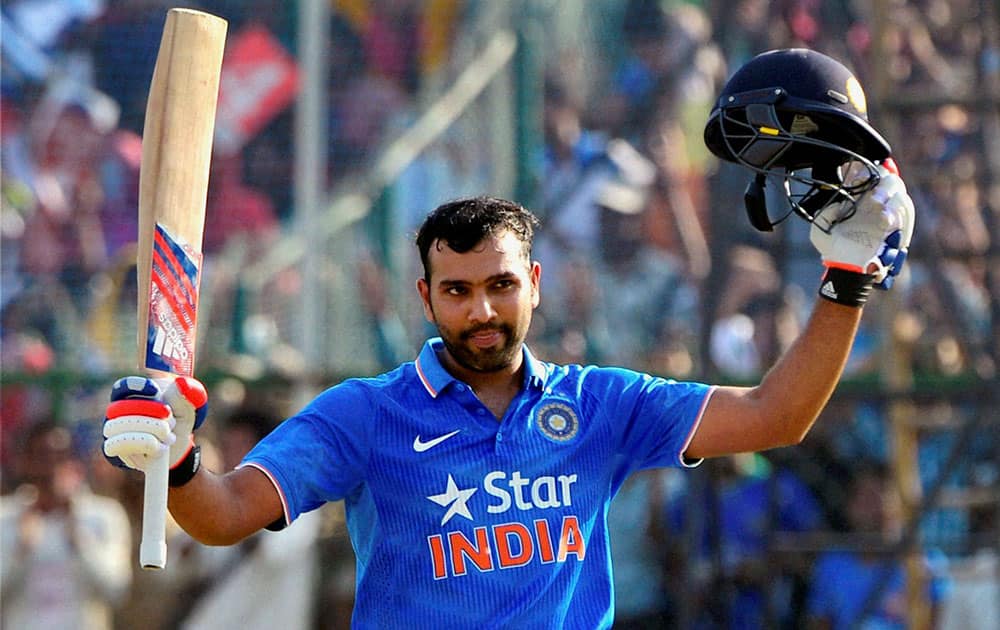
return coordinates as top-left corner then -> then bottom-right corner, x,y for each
809,160 -> 914,305
103,376 -> 208,486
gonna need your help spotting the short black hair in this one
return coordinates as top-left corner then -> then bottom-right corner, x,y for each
415,196 -> 539,282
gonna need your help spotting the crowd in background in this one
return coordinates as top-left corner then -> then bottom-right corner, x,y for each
1,0 -> 997,628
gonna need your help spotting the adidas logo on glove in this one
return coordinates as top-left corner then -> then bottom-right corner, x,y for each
820,281 -> 838,300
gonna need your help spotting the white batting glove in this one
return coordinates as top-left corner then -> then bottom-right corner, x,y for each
809,160 -> 915,290
103,376 -> 208,479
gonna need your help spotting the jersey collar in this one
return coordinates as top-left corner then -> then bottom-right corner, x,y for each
414,337 -> 549,398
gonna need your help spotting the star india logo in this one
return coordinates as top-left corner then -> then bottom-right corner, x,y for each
424,469 -> 587,580
427,474 -> 478,526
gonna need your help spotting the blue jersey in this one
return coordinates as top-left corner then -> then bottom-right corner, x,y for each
242,338 -> 713,629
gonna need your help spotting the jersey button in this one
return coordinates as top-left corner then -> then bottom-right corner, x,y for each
496,433 -> 503,442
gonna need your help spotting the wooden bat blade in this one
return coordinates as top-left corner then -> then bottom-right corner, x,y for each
137,8 -> 227,378
136,7 -> 227,571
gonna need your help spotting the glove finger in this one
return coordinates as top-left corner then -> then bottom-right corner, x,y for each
873,230 -> 909,291
111,376 -> 163,401
890,249 -> 907,275
104,415 -> 176,444
164,377 -> 209,430
104,432 -> 168,464
872,169 -> 913,246
871,172 -> 905,206
893,190 -> 915,249
865,254 -> 890,283
875,275 -> 895,290
880,158 -> 899,176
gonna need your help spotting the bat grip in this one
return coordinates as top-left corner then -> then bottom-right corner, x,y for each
140,451 -> 169,570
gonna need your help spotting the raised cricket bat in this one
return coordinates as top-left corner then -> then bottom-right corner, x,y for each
136,8 -> 227,570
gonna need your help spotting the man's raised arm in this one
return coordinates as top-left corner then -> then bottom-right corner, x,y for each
103,376 -> 284,545
688,165 -> 914,459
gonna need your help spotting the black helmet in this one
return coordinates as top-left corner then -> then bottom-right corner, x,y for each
704,48 -> 891,231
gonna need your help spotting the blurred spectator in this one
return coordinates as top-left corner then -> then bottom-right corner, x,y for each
608,468 -> 680,629
203,152 -> 280,256
806,459 -> 952,630
597,1 -> 723,284
710,0 -> 772,70
667,453 -> 826,629
587,178 -> 700,374
90,2 -> 174,133
531,77 -> 613,357
533,78 -> 692,365
0,76 -> 134,376
710,291 -> 794,382
355,0 -> 422,94
243,110 -> 295,221
356,248 -> 414,369
877,0 -> 966,94
333,0 -> 463,94
0,420 -> 132,630
328,0 -> 464,184
896,109 -> 993,377
708,246 -> 789,379
598,1 -> 724,150
112,438 -> 223,630
333,72 -> 409,178
1,0 -> 106,87
0,288 -> 59,455
169,405 -> 322,630
6,79 -> 120,290
940,547 -> 998,630
940,481 -> 998,630
314,500 -> 357,630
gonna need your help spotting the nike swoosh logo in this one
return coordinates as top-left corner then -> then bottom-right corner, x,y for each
413,429 -> 461,452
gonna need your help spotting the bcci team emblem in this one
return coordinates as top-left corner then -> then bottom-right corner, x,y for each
536,402 -> 579,443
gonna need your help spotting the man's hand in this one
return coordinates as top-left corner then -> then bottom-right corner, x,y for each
103,376 -> 207,479
810,160 -> 915,290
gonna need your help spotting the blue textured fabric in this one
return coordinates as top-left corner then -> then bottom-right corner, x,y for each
243,338 -> 711,629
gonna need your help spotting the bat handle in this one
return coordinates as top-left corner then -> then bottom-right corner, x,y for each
140,451 -> 169,570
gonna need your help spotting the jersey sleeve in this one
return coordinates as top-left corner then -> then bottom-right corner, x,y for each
585,366 -> 713,472
240,380 -> 373,525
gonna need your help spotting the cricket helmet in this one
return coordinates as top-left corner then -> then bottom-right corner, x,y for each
704,48 -> 891,231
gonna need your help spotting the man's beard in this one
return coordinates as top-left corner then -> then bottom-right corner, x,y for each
439,322 -> 523,373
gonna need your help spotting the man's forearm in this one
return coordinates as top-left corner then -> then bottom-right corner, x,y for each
753,298 -> 862,442
168,465 -> 283,546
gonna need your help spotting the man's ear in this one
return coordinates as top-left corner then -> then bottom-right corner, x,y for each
416,278 -> 435,323
530,261 -> 541,308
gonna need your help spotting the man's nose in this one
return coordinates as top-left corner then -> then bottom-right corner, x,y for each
467,291 -> 498,323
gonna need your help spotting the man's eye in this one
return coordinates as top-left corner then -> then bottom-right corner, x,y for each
444,286 -> 466,296
494,279 -> 514,290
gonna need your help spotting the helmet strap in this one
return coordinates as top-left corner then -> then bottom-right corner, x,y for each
744,174 -> 772,232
